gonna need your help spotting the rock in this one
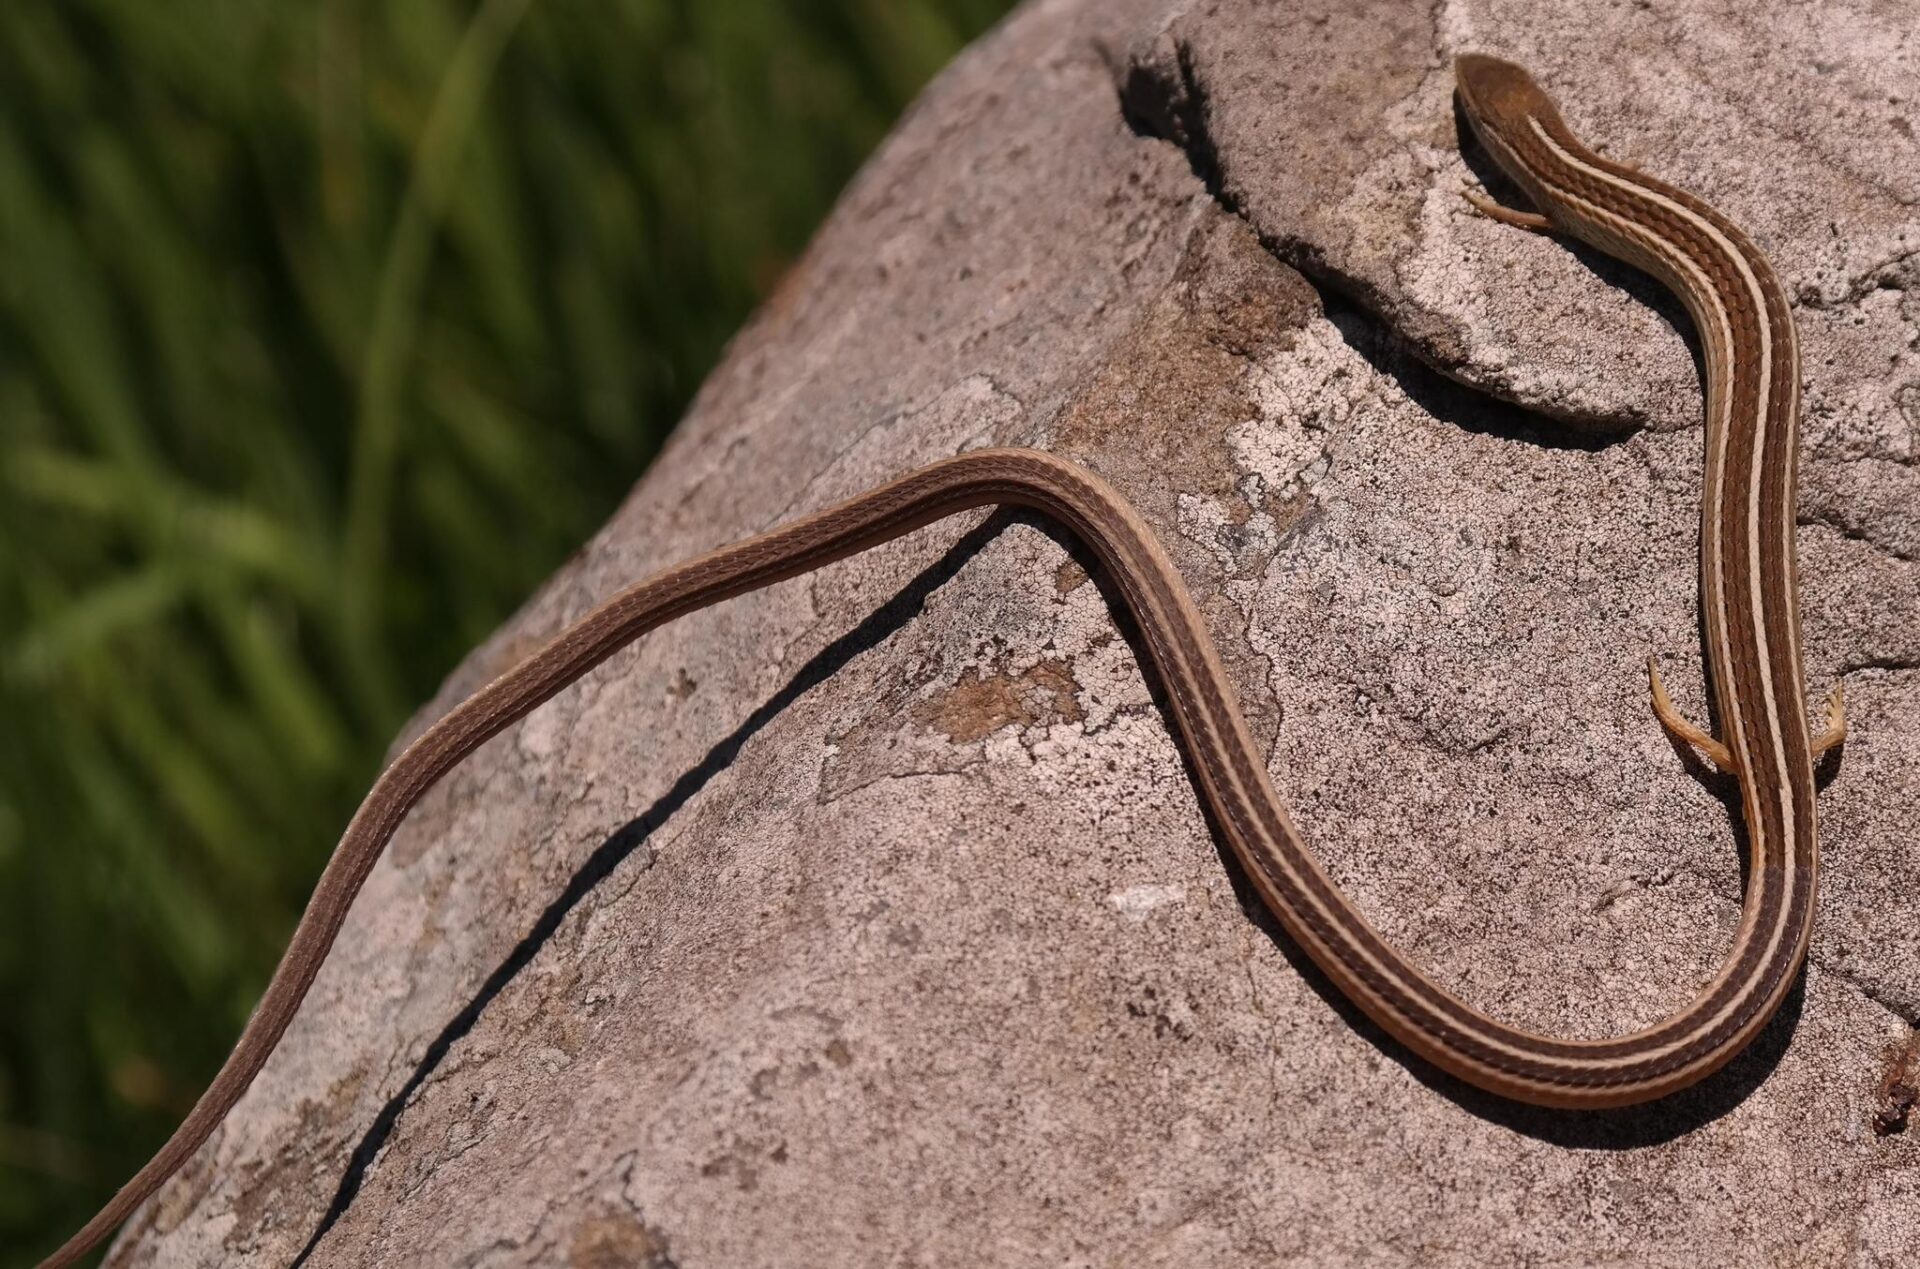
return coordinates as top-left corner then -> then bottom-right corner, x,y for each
116,1 -> 1919,1265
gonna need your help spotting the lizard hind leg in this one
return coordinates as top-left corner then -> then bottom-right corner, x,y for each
1811,682 -> 1848,757
1462,187 -> 1554,232
1648,655 -> 1735,772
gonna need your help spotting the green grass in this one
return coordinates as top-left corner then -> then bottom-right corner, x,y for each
0,1 -> 1015,1259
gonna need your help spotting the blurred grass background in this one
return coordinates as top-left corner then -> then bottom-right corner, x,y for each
0,0 -> 1016,1260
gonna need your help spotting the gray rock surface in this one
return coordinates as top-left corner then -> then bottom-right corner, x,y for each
117,1 -> 1919,1265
